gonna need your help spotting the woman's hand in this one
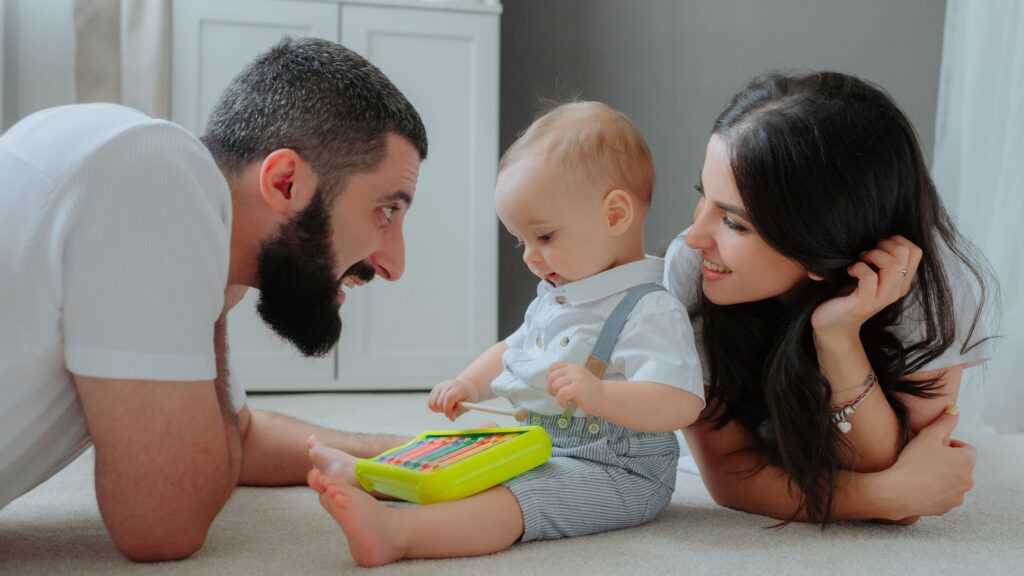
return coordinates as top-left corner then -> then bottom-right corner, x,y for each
874,406 -> 976,520
427,378 -> 479,421
812,235 -> 923,342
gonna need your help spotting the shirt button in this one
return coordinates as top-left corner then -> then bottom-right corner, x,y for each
555,295 -> 566,304
560,336 -> 569,347
535,337 -> 543,348
530,415 -> 542,425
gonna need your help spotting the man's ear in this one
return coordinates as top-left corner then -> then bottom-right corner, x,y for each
258,149 -> 317,216
603,189 -> 635,236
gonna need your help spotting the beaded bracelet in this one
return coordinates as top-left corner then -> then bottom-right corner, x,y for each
830,372 -> 876,434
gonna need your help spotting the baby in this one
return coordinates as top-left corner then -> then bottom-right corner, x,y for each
307,101 -> 704,567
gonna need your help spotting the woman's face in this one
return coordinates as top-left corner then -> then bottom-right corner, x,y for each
685,135 -> 810,305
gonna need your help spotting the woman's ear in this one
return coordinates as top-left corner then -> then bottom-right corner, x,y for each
603,189 -> 635,236
258,149 -> 317,216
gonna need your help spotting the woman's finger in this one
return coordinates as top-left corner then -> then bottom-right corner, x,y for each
848,261 -> 879,300
861,248 -> 908,300
882,236 -> 922,292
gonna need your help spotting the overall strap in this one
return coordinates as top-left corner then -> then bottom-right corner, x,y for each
583,282 -> 667,378
559,282 -> 667,432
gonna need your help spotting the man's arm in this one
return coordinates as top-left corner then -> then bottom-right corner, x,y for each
221,286 -> 410,486
72,375 -> 241,561
685,402 -> 974,522
72,314 -> 241,561
236,407 -> 410,486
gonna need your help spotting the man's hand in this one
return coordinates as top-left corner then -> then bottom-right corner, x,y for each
546,362 -> 607,414
427,378 -> 479,421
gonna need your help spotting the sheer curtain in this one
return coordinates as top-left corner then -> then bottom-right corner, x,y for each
933,0 -> 1024,434
74,0 -> 170,118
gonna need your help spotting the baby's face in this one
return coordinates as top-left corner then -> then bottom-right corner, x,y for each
495,157 -> 618,286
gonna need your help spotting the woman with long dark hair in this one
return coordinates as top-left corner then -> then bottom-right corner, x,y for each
665,71 -> 994,524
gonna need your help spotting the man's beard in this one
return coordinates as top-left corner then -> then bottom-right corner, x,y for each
254,191 -> 375,357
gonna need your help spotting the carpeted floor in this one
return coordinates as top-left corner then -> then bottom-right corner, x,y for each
2,392 -> 1022,575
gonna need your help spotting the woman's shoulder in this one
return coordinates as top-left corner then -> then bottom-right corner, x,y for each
663,229 -> 702,308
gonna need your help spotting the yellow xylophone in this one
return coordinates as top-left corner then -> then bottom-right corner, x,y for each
355,426 -> 551,504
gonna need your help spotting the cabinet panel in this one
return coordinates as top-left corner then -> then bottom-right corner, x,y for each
172,0 -> 340,384
171,0 -> 339,135
337,6 -> 499,388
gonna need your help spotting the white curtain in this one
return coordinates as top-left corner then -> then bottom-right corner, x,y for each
74,0 -> 170,119
933,0 -> 1024,434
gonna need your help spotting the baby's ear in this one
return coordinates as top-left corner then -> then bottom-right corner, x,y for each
807,271 -> 825,281
603,189 -> 634,235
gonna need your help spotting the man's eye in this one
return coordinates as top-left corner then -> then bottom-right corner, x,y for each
381,205 -> 396,224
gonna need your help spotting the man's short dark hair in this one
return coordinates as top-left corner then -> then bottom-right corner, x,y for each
202,37 -> 428,199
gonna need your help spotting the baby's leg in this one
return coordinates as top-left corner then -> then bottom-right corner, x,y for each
317,478 -> 524,567
307,435 -> 360,491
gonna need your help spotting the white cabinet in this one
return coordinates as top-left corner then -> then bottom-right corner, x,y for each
171,0 -> 501,391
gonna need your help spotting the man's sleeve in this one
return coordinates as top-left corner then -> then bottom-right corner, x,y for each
62,122 -> 231,382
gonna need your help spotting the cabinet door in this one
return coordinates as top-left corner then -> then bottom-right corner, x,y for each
336,6 -> 499,389
172,0 -> 340,386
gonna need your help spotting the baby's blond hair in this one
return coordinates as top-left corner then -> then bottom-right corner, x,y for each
499,101 -> 655,205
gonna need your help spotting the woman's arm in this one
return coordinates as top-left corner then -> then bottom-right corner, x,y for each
686,398 -> 974,522
815,335 -> 902,471
811,235 -> 928,471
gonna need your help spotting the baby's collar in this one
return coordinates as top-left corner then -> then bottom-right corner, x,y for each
536,256 -> 664,305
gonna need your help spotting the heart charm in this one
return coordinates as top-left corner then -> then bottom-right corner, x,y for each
837,421 -> 853,434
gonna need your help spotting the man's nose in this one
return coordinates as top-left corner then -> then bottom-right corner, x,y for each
370,227 -> 405,281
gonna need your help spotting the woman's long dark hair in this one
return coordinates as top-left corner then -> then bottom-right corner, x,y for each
696,71 -> 993,525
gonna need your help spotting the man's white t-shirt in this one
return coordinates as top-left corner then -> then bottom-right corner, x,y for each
0,104 -> 246,509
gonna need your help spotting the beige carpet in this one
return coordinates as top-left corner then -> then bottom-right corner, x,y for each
2,392 -> 1022,575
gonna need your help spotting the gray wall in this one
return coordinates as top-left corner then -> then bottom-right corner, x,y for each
498,0 -> 947,336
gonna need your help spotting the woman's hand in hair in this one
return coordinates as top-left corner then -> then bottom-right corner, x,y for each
811,235 -> 923,344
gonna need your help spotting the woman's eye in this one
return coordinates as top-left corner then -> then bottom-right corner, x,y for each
722,215 -> 747,232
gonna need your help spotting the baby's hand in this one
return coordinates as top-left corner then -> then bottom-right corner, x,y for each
546,362 -> 606,415
427,378 -> 478,421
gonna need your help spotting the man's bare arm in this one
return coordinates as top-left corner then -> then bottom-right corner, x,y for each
237,407 -> 409,486
72,314 -> 241,561
72,375 -> 241,561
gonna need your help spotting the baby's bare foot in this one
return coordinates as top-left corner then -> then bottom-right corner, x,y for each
319,482 -> 407,567
308,435 -> 360,488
